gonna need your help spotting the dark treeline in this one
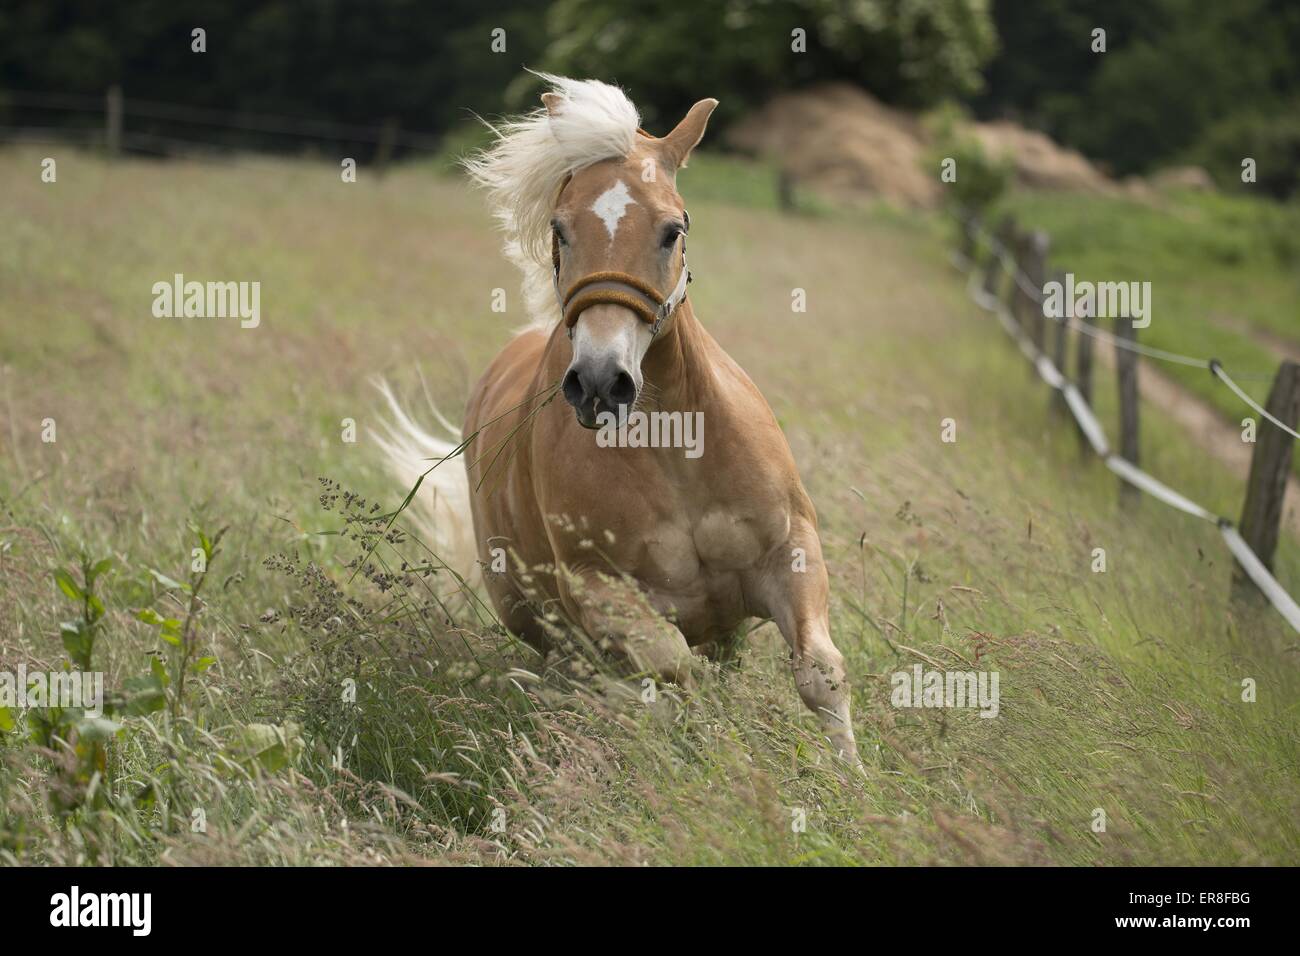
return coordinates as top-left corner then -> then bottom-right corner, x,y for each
1,0 -> 1296,195
0,0 -> 549,157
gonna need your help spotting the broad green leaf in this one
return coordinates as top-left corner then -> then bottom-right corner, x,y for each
76,716 -> 123,742
0,706 -> 14,733
148,568 -> 186,591
88,557 -> 113,585
232,721 -> 304,773
53,568 -> 82,601
123,675 -> 166,716
60,621 -> 92,667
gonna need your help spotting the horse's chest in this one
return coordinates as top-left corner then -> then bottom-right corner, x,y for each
638,501 -> 789,637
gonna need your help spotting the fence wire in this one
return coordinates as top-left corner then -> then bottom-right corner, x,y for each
962,218 -> 1275,381
955,223 -> 1300,633
1,89 -> 444,154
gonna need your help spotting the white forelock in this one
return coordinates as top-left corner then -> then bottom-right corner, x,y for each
462,73 -> 641,330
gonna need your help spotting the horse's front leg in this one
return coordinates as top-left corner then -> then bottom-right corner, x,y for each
750,517 -> 860,764
558,569 -> 696,688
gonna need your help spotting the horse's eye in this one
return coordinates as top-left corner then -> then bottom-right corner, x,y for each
661,226 -> 682,249
551,222 -> 567,246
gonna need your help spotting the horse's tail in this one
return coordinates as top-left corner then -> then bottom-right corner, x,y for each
372,378 -> 480,592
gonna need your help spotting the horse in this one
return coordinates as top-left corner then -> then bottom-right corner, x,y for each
378,75 -> 858,763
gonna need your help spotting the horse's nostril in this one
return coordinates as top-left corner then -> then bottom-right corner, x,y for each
608,371 -> 636,408
562,368 -> 586,408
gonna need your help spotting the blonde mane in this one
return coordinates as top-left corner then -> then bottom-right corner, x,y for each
462,73 -> 641,330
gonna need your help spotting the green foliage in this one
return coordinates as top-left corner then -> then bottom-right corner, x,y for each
231,722 -> 304,774
1192,106 -> 1300,200
9,522 -> 282,843
33,555 -> 120,823
52,558 -> 109,670
979,0 -> 1300,181
543,0 -> 997,131
1,0 -> 996,155
925,104 -> 1010,214
133,523 -> 227,720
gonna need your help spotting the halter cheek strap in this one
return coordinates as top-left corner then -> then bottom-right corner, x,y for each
553,227 -> 692,340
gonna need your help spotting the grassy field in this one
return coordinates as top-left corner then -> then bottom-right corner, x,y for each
1,145 -> 1297,865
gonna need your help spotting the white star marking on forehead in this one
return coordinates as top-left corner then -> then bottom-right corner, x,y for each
590,180 -> 637,241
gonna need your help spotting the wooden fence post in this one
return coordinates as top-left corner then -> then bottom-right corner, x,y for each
1114,316 -> 1140,508
1003,230 -> 1024,327
777,167 -> 796,213
1233,361 -> 1300,598
1022,231 -> 1050,355
1008,228 -> 1029,328
982,214 -> 1015,300
105,85 -> 123,158
374,116 -> 399,177
1048,268 -> 1068,417
1074,311 -> 1095,452
957,206 -> 975,264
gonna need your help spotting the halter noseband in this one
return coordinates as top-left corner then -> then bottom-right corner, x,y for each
553,215 -> 692,340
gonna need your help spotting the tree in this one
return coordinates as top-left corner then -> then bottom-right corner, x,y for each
540,0 -> 997,131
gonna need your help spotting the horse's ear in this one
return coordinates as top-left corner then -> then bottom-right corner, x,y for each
541,92 -> 564,116
659,98 -> 719,170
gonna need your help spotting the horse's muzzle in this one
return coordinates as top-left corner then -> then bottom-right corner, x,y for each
562,359 -> 637,429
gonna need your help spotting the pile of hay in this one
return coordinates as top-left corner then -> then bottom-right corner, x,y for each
726,84 -> 1116,208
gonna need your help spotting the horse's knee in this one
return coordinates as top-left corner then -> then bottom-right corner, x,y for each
560,572 -> 695,687
620,627 -> 697,688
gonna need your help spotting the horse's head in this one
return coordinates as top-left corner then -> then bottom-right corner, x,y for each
550,96 -> 718,428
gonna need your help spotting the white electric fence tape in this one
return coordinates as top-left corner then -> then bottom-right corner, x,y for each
1103,456 -> 1218,523
1220,525 -> 1300,632
1063,385 -> 1111,457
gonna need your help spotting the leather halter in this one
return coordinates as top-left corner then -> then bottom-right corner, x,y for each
553,215 -> 692,340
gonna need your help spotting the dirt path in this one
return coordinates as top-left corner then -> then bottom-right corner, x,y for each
1215,314 -> 1300,365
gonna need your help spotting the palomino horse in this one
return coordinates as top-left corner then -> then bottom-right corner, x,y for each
379,75 -> 858,762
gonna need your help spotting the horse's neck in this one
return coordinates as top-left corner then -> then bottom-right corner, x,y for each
640,302 -> 715,412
